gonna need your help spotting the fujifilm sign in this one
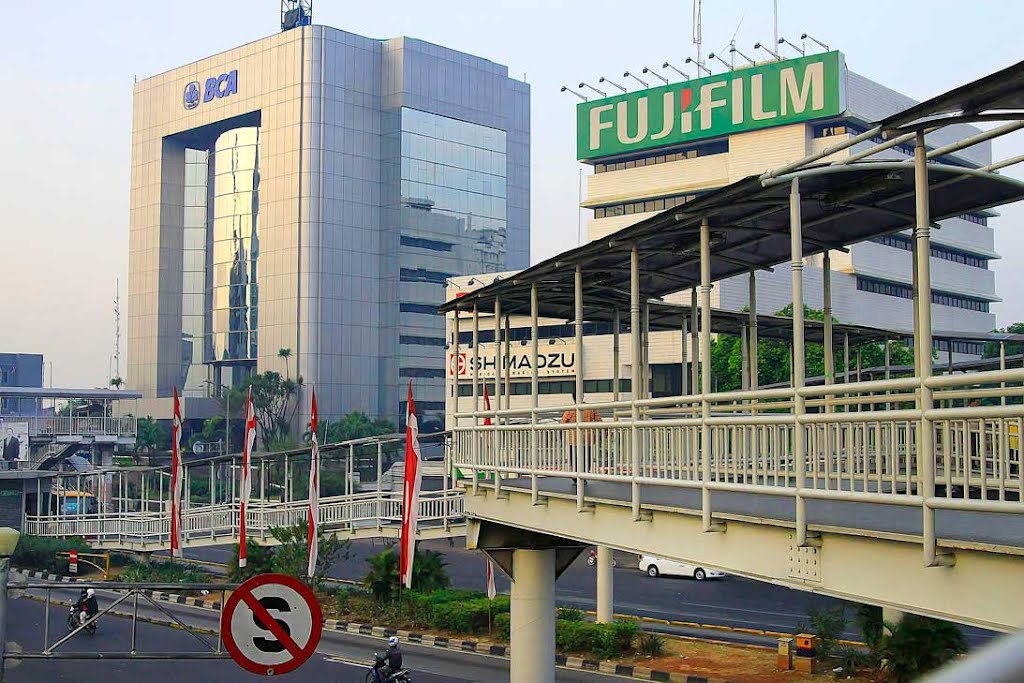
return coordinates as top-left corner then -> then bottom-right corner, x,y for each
577,51 -> 845,160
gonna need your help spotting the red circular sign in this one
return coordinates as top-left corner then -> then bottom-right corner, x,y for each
221,573 -> 323,676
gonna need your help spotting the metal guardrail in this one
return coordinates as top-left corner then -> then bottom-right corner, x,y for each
28,416 -> 136,438
452,367 -> 1024,558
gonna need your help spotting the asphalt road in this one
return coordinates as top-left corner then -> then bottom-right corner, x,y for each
171,538 -> 998,647
175,538 -> 853,635
5,583 -> 629,683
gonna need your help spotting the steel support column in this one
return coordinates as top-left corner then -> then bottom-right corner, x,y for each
493,297 -> 503,499
630,247 -> 642,520
699,218 -> 722,533
914,131 -> 952,568
530,285 -> 540,504
574,265 -> 585,511
472,305 -> 480,496
509,549 -> 556,683
613,307 -> 622,404
690,288 -> 699,394
748,270 -> 758,389
790,178 -> 813,547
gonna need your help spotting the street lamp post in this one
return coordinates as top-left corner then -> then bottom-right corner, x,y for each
0,526 -> 22,683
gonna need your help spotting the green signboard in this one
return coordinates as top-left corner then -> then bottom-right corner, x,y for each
577,51 -> 845,160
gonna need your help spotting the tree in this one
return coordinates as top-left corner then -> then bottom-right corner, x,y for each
983,322 -> 1024,358
136,416 -> 167,453
363,546 -> 452,603
323,411 -> 395,444
190,416 -> 224,452
874,614 -> 966,682
228,523 -> 349,586
278,347 -> 293,379
109,377 -> 124,390
229,371 -> 301,448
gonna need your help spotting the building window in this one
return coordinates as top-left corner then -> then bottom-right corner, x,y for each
593,193 -> 701,219
400,236 -> 453,252
457,379 -> 632,397
401,303 -> 439,315
400,367 -> 445,378
856,277 -> 990,312
934,340 -> 984,355
592,140 -> 728,174
870,234 -> 989,268
400,268 -> 452,285
400,335 -> 445,347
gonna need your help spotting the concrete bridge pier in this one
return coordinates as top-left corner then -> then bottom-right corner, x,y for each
467,519 -> 587,683
510,549 -> 556,683
596,545 -> 614,623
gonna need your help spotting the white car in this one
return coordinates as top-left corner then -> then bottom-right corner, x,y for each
638,555 -> 725,581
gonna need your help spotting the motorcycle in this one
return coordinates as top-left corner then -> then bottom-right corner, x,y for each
365,653 -> 412,682
586,550 -> 616,567
67,605 -> 97,635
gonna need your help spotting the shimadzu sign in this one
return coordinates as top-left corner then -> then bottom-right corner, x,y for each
577,51 -> 845,160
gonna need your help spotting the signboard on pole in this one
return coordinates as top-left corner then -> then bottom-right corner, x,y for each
221,574 -> 323,676
576,51 -> 845,160
68,550 -> 78,574
448,341 -> 578,379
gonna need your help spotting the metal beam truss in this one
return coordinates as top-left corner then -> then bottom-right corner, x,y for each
8,580 -> 235,661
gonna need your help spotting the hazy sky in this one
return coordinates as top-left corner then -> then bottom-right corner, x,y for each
1,1 -> 1022,388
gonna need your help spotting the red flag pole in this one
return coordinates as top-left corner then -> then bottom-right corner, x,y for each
170,387 -> 183,559
399,382 -> 422,590
307,387 -> 320,579
239,387 -> 255,569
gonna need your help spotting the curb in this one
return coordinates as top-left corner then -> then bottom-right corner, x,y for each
13,569 -> 739,683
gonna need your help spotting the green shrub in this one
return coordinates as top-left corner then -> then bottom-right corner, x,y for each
402,589 -> 509,635
806,605 -> 847,658
494,612 -> 511,641
11,536 -> 93,575
636,631 -> 665,657
557,606 -> 585,622
556,619 -> 638,659
120,560 -> 204,584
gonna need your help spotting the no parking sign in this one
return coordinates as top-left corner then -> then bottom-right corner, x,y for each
221,573 -> 323,676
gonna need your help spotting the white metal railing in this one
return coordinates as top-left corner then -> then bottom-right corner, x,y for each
24,489 -> 465,548
28,416 -> 136,437
453,368 -> 1024,555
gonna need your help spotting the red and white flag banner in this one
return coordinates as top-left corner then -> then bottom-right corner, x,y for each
483,384 -> 493,426
486,558 -> 496,601
238,387 -> 256,568
399,382 -> 422,589
307,387 -> 320,579
170,387 -> 184,558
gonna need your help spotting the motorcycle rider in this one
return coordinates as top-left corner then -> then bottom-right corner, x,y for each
372,636 -> 404,680
73,588 -> 98,626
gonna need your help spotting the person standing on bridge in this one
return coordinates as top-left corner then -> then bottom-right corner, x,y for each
561,391 -> 603,481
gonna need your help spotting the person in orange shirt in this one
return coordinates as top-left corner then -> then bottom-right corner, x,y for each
561,391 -> 603,478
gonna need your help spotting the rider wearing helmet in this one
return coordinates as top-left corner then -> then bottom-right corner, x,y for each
373,636 -> 403,679
74,588 -> 99,625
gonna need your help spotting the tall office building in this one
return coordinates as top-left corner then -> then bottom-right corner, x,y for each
127,24 -> 530,428
579,51 -> 996,359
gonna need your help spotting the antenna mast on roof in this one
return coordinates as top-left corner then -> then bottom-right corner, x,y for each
693,0 -> 703,69
281,0 -> 312,32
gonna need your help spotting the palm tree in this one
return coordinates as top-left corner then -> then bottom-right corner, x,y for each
109,377 -> 124,390
364,548 -> 400,603
412,550 -> 451,593
278,348 -> 292,379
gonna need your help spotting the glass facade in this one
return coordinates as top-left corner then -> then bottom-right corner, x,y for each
397,108 -> 509,425
181,148 -> 209,396
400,108 -> 508,271
209,127 -> 261,366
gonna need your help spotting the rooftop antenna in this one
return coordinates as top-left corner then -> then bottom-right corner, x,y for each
692,0 -> 703,70
773,0 -> 779,49
281,0 -> 312,32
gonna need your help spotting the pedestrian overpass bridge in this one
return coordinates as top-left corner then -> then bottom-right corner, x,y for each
438,59 -> 1024,683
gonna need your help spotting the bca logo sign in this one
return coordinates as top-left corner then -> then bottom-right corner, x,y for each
183,69 -> 239,110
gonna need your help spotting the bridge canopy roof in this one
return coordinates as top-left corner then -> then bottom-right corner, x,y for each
442,162 -> 1024,331
878,59 -> 1024,132
0,387 -> 142,400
